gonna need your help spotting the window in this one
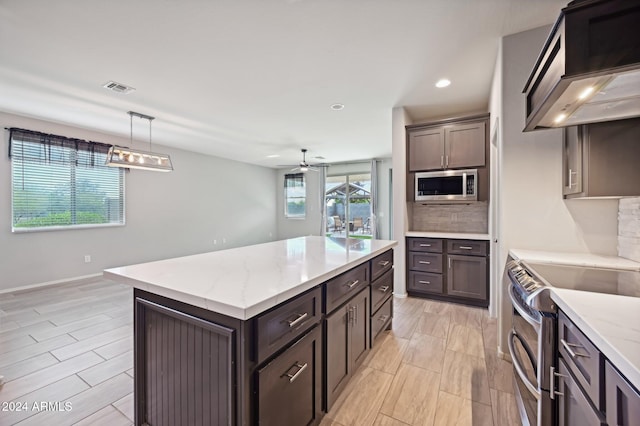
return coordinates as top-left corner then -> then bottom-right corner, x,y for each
9,128 -> 125,232
284,173 -> 305,218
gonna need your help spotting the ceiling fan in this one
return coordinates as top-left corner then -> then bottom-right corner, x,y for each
280,149 -> 325,172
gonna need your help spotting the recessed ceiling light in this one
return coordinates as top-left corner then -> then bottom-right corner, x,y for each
330,103 -> 345,111
435,79 -> 451,88
266,154 -> 280,158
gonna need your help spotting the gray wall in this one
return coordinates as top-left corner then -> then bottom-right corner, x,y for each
491,26 -> 620,356
0,112 -> 278,291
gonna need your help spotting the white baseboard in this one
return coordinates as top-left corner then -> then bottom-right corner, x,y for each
0,273 -> 103,295
392,292 -> 408,298
497,347 -> 512,362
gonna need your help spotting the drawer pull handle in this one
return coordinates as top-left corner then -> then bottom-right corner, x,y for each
378,260 -> 390,266
353,305 -> 358,326
346,279 -> 360,289
287,312 -> 309,328
459,246 -> 473,250
560,339 -> 589,358
419,244 -> 432,247
378,314 -> 389,322
418,261 -> 431,265
379,285 -> 390,293
284,362 -> 308,383
549,366 -> 569,400
418,280 -> 431,284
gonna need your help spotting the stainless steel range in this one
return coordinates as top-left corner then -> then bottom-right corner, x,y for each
503,255 -> 640,426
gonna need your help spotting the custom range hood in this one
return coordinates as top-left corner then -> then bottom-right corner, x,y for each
523,0 -> 640,132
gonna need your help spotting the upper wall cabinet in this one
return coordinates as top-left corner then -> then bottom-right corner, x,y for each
407,115 -> 487,172
563,117 -> 640,199
523,0 -> 640,132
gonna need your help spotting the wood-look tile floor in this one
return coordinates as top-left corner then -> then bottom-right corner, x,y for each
0,279 -> 522,426
322,296 -> 523,426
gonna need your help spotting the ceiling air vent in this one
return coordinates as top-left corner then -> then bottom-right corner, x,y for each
102,81 -> 135,94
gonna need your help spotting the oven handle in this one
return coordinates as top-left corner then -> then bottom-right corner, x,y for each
508,328 -> 541,400
508,283 -> 541,333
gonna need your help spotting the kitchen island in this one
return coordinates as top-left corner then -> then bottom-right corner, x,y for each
104,236 -> 397,425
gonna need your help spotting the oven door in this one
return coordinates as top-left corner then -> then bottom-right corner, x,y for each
507,282 -> 556,426
509,283 -> 541,426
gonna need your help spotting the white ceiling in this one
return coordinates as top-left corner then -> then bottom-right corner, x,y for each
0,0 -> 565,168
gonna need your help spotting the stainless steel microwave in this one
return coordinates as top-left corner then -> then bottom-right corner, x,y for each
415,169 -> 478,202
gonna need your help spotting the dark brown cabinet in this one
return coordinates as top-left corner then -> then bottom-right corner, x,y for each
407,119 -> 486,172
556,358 -> 606,426
446,254 -> 487,301
605,361 -> 640,426
563,118 -> 640,199
555,311 -> 640,426
325,287 -> 370,411
257,325 -> 322,426
407,237 -> 488,307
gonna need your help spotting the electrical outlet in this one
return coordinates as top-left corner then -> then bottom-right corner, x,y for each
213,239 -> 217,245
84,255 -> 91,263
222,238 -> 227,244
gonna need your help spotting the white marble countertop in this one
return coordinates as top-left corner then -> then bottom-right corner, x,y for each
104,236 -> 397,320
510,248 -> 640,389
406,231 -> 491,240
510,249 -> 640,271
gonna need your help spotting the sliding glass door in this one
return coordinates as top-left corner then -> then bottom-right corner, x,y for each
325,173 -> 371,239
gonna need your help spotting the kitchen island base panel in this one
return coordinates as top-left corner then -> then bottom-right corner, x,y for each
134,289 -> 252,425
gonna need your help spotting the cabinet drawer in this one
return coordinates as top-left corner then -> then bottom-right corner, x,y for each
371,250 -> 393,282
255,286 -> 321,365
325,263 -> 369,314
371,268 -> 393,313
371,297 -> 392,342
447,239 -> 488,256
408,252 -> 443,273
407,237 -> 443,253
408,271 -> 443,294
257,325 -> 322,426
558,311 -> 602,409
606,360 -> 640,426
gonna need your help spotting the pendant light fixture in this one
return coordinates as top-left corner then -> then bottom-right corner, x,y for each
106,111 -> 174,172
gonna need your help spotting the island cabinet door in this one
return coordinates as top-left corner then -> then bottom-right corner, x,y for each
257,325 -> 322,426
325,303 -> 350,411
325,288 -> 370,412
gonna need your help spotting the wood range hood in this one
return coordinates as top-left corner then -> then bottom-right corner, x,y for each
523,0 -> 640,132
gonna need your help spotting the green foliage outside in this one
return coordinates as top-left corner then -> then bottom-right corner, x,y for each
14,211 -> 107,227
13,178 -> 111,228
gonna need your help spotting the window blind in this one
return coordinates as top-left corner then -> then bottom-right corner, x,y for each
9,128 -> 125,231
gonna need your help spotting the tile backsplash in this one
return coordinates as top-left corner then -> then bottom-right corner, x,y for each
618,197 -> 640,263
411,202 -> 488,233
